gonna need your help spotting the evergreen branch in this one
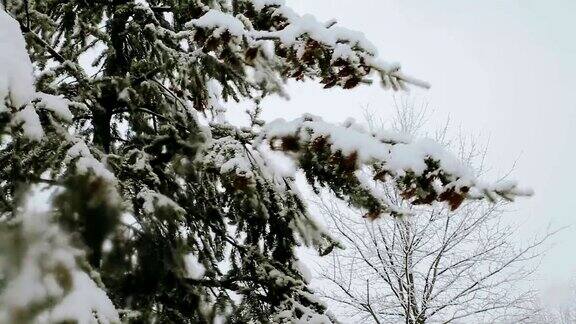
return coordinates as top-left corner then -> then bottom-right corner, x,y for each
23,29 -> 66,63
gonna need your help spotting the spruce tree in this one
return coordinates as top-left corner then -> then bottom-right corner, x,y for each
0,1 -> 531,322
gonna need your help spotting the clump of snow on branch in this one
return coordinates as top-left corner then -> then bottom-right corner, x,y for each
0,210 -> 119,323
49,271 -> 120,324
0,11 -> 35,111
183,253 -> 206,280
12,105 -> 44,140
0,10 -> 73,140
36,93 -> 74,122
205,78 -> 229,124
186,0 -> 429,90
204,136 -> 255,180
257,114 -> 532,215
65,141 -> 116,182
137,188 -> 185,216
188,9 -> 246,37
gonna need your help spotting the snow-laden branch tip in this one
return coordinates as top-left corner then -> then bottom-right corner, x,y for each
186,1 -> 429,90
0,11 -> 74,140
257,115 -> 531,217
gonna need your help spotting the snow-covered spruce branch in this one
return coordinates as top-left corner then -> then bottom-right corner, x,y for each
187,2 -> 429,90
0,209 -> 120,323
256,114 -> 532,218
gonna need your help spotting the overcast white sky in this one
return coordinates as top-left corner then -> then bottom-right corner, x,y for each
243,0 -> 576,294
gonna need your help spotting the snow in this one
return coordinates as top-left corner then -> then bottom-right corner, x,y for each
258,114 -> 530,206
0,211 -> 120,324
137,188 -> 185,215
10,94 -> 72,141
205,136 -> 255,178
65,141 -> 116,182
0,10 -> 74,140
49,271 -> 120,324
183,1 -> 428,90
183,253 -> 206,280
220,155 -> 253,176
247,8 -> 377,54
65,140 -> 92,159
0,10 -> 35,111
0,11 -> 46,140
274,296 -> 333,324
294,260 -> 312,283
490,179 -> 534,196
206,78 -> 227,123
190,5 -> 369,57
274,14 -> 338,46
293,313 -> 332,324
249,2 -> 377,53
76,157 -> 116,182
386,138 -> 473,179
331,43 -> 357,62
259,114 -> 390,162
258,143 -> 297,179
12,104 -> 44,141
187,9 -> 245,37
37,93 -> 74,122
259,115 -> 472,178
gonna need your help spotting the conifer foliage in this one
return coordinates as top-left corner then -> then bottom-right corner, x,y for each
0,0 -> 530,322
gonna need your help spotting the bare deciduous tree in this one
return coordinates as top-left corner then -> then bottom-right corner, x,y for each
315,98 -> 550,323
528,280 -> 576,324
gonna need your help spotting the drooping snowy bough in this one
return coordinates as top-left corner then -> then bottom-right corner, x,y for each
0,1 -> 530,323
257,114 -> 531,218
